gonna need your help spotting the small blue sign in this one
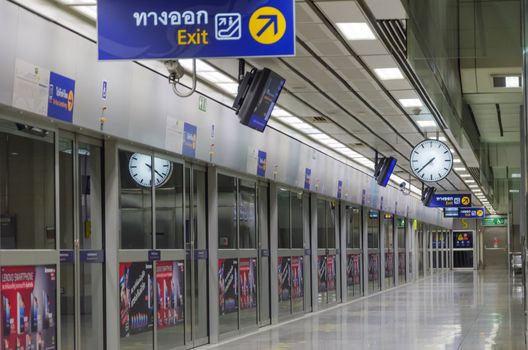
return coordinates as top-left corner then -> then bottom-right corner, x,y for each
337,180 -> 343,199
182,122 -> 197,158
257,150 -> 267,177
102,80 -> 108,100
459,208 -> 485,219
60,250 -> 74,263
48,72 -> 75,123
148,249 -> 161,261
304,168 -> 311,190
429,194 -> 472,208
194,249 -> 208,260
97,0 -> 295,60
80,250 -> 105,263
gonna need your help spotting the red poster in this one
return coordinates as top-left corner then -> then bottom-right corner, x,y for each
1,265 -> 57,350
291,257 -> 303,299
327,256 -> 335,291
239,258 -> 256,310
156,261 -> 184,330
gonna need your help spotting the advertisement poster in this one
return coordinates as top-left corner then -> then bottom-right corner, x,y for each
119,262 -> 154,338
398,252 -> 406,276
346,255 -> 360,287
182,122 -> 198,158
218,259 -> 238,315
156,261 -> 184,330
317,256 -> 327,293
327,256 -> 336,291
385,253 -> 394,278
278,257 -> 291,302
291,257 -> 303,299
1,265 -> 57,350
256,151 -> 267,177
368,254 -> 379,281
454,232 -> 473,249
304,168 -> 311,190
239,258 -> 257,310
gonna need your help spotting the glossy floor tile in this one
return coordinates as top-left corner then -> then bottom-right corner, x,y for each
207,270 -> 526,350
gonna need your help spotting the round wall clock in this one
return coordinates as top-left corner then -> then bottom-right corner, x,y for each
128,153 -> 173,187
410,139 -> 453,183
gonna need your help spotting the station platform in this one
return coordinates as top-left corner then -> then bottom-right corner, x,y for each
207,271 -> 525,350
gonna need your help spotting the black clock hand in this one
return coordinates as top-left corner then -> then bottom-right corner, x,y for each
145,163 -> 163,177
417,157 -> 435,174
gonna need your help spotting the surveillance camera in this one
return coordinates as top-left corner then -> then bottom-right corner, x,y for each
412,108 -> 421,116
399,182 -> 407,189
164,60 -> 185,81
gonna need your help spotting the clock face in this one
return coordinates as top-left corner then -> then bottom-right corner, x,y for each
128,153 -> 173,187
410,140 -> 453,183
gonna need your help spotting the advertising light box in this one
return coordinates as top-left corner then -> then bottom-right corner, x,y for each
98,0 -> 295,60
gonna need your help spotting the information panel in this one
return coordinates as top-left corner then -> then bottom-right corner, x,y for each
98,0 -> 295,60
428,194 -> 471,208
1,265 -> 57,350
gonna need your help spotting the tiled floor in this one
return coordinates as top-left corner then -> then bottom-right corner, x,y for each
207,270 -> 526,350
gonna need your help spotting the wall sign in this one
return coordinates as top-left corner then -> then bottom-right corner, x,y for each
481,217 -> 507,227
12,59 -> 75,123
97,0 -> 295,60
459,208 -> 485,219
304,168 -> 311,190
428,194 -> 471,208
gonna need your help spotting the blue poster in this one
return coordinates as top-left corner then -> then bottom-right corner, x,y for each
428,194 -> 472,208
182,123 -> 197,158
48,72 -> 75,123
459,208 -> 485,219
257,150 -> 267,177
337,180 -> 343,199
304,168 -> 311,190
98,0 -> 295,60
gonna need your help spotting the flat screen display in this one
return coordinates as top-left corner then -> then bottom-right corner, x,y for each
235,68 -> 285,132
444,207 -> 459,218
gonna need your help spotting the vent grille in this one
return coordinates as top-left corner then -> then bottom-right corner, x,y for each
306,116 -> 329,123
377,19 -> 407,58
468,167 -> 481,183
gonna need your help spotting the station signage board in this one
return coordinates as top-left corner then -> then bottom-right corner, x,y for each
428,193 -> 471,208
459,208 -> 485,219
481,216 -> 507,227
97,0 -> 295,60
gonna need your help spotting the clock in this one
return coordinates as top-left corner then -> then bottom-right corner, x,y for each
128,153 -> 173,187
410,139 -> 453,183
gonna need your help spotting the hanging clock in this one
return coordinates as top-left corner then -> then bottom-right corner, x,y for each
128,153 -> 173,187
410,139 -> 453,183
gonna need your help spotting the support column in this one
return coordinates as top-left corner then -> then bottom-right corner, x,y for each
362,208 -> 369,296
340,202 -> 347,302
269,183 -> 279,323
380,214 -> 386,290
310,194 -> 319,311
207,166 -> 219,344
104,141 -> 119,350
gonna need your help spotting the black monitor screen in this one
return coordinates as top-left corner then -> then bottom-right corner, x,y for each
235,68 -> 285,132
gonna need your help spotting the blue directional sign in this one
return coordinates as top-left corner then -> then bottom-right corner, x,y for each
459,208 -> 485,219
97,0 -> 295,60
428,193 -> 471,208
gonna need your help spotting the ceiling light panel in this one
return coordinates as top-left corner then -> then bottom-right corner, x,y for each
399,98 -> 423,108
336,23 -> 376,41
374,68 -> 404,80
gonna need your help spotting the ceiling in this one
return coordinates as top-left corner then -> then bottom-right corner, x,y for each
20,0 -> 499,209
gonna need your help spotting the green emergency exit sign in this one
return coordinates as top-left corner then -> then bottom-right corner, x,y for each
481,217 -> 507,226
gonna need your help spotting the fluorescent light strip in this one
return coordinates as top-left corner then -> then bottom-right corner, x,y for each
336,23 -> 376,41
417,120 -> 437,128
374,68 -> 404,81
400,98 -> 423,108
